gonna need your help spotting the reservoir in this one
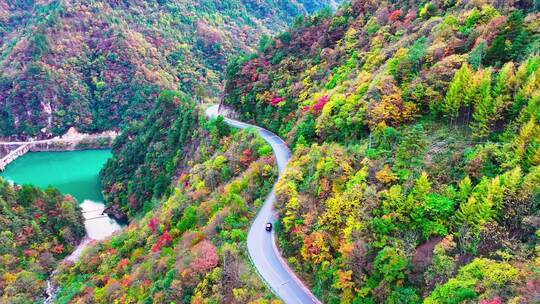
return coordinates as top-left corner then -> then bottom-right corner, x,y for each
0,149 -> 122,241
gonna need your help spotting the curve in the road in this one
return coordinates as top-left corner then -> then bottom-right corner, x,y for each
206,105 -> 321,304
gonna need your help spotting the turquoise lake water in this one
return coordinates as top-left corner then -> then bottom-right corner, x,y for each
1,149 -> 122,240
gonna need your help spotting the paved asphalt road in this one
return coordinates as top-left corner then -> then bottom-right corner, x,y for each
206,105 -> 321,304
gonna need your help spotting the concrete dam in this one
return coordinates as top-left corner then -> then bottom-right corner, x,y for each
0,130 -> 117,172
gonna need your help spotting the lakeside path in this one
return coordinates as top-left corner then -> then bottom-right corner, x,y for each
206,105 -> 321,304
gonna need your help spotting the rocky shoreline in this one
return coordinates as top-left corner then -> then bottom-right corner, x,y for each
103,203 -> 129,224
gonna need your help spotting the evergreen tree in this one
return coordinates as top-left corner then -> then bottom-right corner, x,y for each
442,64 -> 473,124
484,35 -> 506,66
395,124 -> 428,179
457,176 -> 504,233
508,119 -> 540,169
471,69 -> 494,138
468,41 -> 486,70
492,62 -> 515,98
293,114 -> 317,148
485,10 -> 527,66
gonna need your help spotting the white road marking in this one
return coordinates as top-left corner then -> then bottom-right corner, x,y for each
206,105 -> 322,304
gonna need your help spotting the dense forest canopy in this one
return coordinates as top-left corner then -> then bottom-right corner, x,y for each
0,179 -> 85,303
54,110 -> 280,303
0,0 -> 337,138
2,0 -> 540,303
222,0 -> 540,302
100,90 -> 200,218
0,2 -> 340,302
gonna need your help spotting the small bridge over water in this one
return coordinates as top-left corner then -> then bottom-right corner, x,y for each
81,208 -> 106,214
85,215 -> 110,221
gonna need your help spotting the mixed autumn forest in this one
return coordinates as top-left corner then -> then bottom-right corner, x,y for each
1,0 -> 540,303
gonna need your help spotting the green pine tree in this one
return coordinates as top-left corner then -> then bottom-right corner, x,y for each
442,64 -> 473,123
471,69 -> 494,138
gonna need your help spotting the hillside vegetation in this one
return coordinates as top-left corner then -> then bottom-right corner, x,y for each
0,0 -> 336,138
9,0 -> 540,303
54,105 -> 280,303
99,91 -> 200,218
222,0 -> 540,302
0,179 -> 85,303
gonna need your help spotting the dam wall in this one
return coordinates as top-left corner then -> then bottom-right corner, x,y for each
0,134 -> 116,172
0,144 -> 30,171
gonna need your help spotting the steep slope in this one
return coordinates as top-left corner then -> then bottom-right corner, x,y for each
223,1 -> 540,303
53,104 -> 280,303
99,91 -> 199,218
0,0 -> 337,138
0,179 -> 85,303
207,104 -> 321,304
27,1 -> 540,303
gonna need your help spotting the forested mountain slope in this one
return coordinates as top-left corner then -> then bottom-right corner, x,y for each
99,91 -> 200,218
21,0 -> 540,303
0,2 -> 343,301
0,179 -> 85,303
222,0 -> 540,302
0,0 -> 337,138
54,101 -> 280,303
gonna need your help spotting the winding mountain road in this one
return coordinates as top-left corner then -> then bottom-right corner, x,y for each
206,105 -> 321,304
